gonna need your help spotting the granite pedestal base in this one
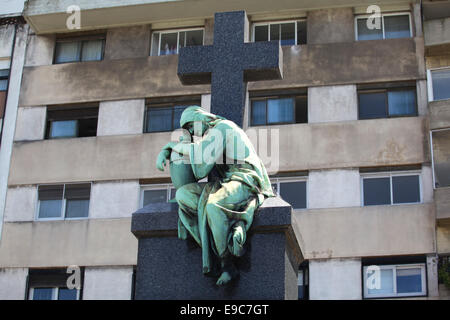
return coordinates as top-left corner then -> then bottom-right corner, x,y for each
131,196 -> 302,300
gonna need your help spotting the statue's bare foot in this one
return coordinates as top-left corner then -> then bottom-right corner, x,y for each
216,271 -> 234,286
216,257 -> 238,286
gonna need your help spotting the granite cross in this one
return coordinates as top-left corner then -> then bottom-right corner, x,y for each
177,10 -> 283,127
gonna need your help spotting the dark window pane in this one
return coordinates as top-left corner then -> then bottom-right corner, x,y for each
271,183 -> 278,194
81,40 -> 103,61
254,25 -> 268,42
55,41 -> 81,63
160,32 -> 178,55
49,120 -> 78,138
39,185 -> 64,200
58,288 -> 78,300
432,69 -> 450,101
270,24 -> 280,41
267,98 -> 294,124
384,15 -> 411,39
388,90 -> 416,116
363,177 -> 391,206
65,183 -> 91,199
32,288 -> 54,300
392,175 -> 420,204
65,199 -> 89,218
147,107 -> 172,132
279,181 -> 306,209
297,21 -> 307,45
251,100 -> 266,125
295,96 -> 308,123
143,189 -> 167,206
357,18 -> 383,41
280,23 -> 296,46
173,105 -> 188,129
0,79 -> 7,91
169,188 -> 176,200
396,268 -> 422,294
359,92 -> 387,119
39,200 -> 63,218
78,118 -> 98,137
185,30 -> 203,47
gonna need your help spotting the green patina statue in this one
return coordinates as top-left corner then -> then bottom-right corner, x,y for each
156,106 -> 274,286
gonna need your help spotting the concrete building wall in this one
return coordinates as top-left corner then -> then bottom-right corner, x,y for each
424,17 -> 450,46
0,24 -> 15,58
427,254 -> 440,298
308,169 -> 360,209
104,25 -> 150,60
89,180 -> 140,219
14,106 -> 46,141
309,258 -> 362,300
24,33 -> 54,67
97,99 -> 145,136
308,85 -> 358,123
4,186 -> 37,222
307,8 -> 354,44
83,266 -> 133,300
0,268 -> 28,300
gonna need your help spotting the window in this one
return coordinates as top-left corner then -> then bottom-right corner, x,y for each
428,68 -> 450,101
37,183 -> 91,220
358,84 -> 417,119
151,28 -> 204,56
356,13 -> 412,41
28,268 -> 82,300
145,98 -> 199,133
253,20 -> 307,45
271,177 -> 307,209
54,35 -> 105,64
250,92 -> 307,126
363,263 -> 426,298
298,263 -> 309,300
430,129 -> 450,188
140,184 -> 176,208
361,171 -> 421,206
46,106 -> 99,139
0,69 -> 8,121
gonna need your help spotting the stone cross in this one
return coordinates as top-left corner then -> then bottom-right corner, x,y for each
177,10 -> 283,127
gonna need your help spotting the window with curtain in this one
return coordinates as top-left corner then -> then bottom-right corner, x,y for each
54,35 -> 105,64
356,13 -> 411,41
250,94 -> 307,126
430,68 -> 450,101
358,85 -> 417,119
253,20 -> 307,45
151,29 -> 204,56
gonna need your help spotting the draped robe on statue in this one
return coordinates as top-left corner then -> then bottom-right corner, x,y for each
174,107 -> 274,276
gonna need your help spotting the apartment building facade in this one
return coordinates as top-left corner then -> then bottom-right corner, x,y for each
0,0 -> 449,300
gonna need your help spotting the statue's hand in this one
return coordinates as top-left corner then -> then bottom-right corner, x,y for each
156,149 -> 171,171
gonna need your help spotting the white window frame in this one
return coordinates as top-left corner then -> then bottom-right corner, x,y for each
152,27 -> 205,56
36,183 -> 92,221
271,176 -> 308,210
140,183 -> 176,208
354,12 -> 413,41
363,263 -> 426,299
360,170 -> 422,206
251,19 -> 306,45
29,287 -> 81,300
427,67 -> 450,102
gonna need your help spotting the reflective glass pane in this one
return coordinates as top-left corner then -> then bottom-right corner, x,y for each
58,288 -> 78,300
143,189 -> 167,206
254,25 -> 268,42
39,200 -> 63,218
368,269 -> 394,295
160,32 -> 178,55
267,98 -> 294,124
280,23 -> 296,46
32,288 -> 54,300
432,69 -> 450,101
0,79 -> 7,91
55,42 -> 81,63
270,24 -> 280,41
65,199 -> 89,218
432,130 -> 450,188
396,268 -> 422,294
357,18 -> 383,41
392,175 -> 420,204
81,40 -> 103,61
50,120 -> 78,138
388,90 -> 416,116
359,92 -> 387,119
279,181 -> 307,209
147,108 -> 172,132
297,21 -> 307,45
151,32 -> 160,56
251,100 -> 266,125
363,177 -> 391,205
169,188 -> 176,200
384,15 -> 411,39
173,105 -> 189,129
271,183 -> 278,195
185,30 -> 203,47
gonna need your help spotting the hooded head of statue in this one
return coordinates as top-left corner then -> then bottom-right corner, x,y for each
180,106 -> 225,137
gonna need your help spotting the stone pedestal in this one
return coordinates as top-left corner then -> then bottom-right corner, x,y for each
131,196 -> 303,300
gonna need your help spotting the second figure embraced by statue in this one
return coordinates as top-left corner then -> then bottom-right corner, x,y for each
156,106 -> 274,286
